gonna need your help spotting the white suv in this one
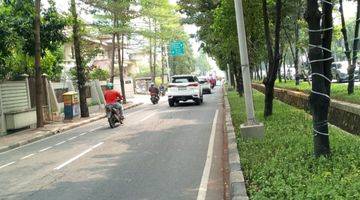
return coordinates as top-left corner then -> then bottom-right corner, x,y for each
167,75 -> 203,107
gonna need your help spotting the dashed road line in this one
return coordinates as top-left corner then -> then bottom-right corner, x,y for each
140,112 -> 157,122
21,153 -> 35,160
79,132 -> 88,136
0,161 -> 15,169
39,146 -> 53,152
55,141 -> 66,146
68,136 -> 78,141
54,142 -> 104,170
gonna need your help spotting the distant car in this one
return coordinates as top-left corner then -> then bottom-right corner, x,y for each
198,76 -> 211,94
167,75 -> 203,107
331,61 -> 359,83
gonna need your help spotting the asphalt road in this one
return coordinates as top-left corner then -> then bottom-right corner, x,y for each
0,87 -> 226,200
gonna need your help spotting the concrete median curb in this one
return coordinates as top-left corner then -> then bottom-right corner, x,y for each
224,89 -> 249,200
0,103 -> 143,153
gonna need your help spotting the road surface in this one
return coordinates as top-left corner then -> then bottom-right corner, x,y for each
0,87 -> 226,200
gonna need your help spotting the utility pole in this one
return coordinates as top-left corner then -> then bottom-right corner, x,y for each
234,0 -> 264,138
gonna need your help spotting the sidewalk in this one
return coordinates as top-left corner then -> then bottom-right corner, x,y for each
0,101 -> 143,153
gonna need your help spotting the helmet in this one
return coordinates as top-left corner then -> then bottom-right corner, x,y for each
106,82 -> 114,89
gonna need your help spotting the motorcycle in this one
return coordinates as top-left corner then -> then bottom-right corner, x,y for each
159,88 -> 166,96
150,93 -> 160,104
105,102 -> 123,128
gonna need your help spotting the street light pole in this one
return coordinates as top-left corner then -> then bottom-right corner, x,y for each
227,63 -> 232,87
233,0 -> 264,138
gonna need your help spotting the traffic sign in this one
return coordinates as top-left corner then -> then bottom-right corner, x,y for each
170,41 -> 185,57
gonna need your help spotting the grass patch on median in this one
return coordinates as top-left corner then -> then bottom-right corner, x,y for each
227,90 -> 360,199
273,80 -> 360,105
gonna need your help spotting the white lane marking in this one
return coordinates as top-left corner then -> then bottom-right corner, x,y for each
89,127 -> 102,132
68,136 -> 78,141
0,161 -> 15,169
79,132 -> 88,136
55,141 -> 66,146
196,109 -> 219,200
39,146 -> 53,152
54,142 -> 104,170
139,112 -> 157,122
21,153 -> 35,160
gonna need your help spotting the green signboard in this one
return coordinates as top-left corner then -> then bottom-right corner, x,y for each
170,40 -> 185,57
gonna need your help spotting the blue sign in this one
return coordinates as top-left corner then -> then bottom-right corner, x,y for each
170,41 -> 185,57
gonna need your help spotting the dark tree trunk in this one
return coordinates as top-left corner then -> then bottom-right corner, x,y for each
161,45 -> 165,84
339,0 -> 352,87
305,0 -> 332,157
148,18 -> 153,82
71,0 -> 89,118
152,20 -> 157,83
283,54 -> 287,83
117,32 -> 126,103
35,0 -> 44,127
348,0 -> 360,94
110,32 -> 116,83
263,0 -> 282,117
295,17 -> 300,85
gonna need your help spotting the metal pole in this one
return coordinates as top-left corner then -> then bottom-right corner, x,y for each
234,0 -> 264,139
234,0 -> 257,124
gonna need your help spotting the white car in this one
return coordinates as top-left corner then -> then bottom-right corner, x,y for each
167,75 -> 203,107
198,76 -> 211,94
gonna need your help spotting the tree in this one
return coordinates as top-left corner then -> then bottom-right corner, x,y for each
339,0 -> 360,94
262,0 -> 283,117
71,0 -> 89,118
0,0 -> 67,80
305,0 -> 333,157
34,0 -> 44,127
195,50 -> 212,75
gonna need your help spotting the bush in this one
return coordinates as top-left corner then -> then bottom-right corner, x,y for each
228,90 -> 360,199
89,68 -> 109,81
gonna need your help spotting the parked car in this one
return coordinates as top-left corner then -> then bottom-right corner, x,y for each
331,61 -> 359,83
198,76 -> 211,94
167,75 -> 203,107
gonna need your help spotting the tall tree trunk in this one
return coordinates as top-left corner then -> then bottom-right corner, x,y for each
148,18 -> 153,82
295,13 -> 300,85
283,54 -> 287,83
71,0 -> 89,118
263,0 -> 282,117
110,33 -> 116,83
117,30 -> 126,103
161,44 -> 165,84
152,20 -> 157,83
121,33 -> 126,103
348,0 -> 360,94
35,0 -> 44,127
339,0 -> 352,85
306,0 -> 332,157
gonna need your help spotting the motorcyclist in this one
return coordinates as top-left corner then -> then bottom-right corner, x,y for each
159,84 -> 165,96
148,83 -> 160,96
104,83 -> 124,120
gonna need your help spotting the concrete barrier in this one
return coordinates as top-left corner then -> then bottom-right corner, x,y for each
252,83 -> 360,135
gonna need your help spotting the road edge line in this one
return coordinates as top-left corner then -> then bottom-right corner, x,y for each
196,109 -> 219,200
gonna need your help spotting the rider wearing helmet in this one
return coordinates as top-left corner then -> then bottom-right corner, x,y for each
148,83 -> 159,96
104,83 -> 124,119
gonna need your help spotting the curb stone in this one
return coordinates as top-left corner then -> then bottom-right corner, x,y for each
0,103 -> 143,153
223,88 -> 249,200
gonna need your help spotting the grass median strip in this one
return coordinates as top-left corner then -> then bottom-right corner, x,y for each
272,80 -> 360,105
228,90 -> 360,199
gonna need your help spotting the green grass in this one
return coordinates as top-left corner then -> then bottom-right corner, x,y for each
272,80 -> 360,105
228,91 -> 360,199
